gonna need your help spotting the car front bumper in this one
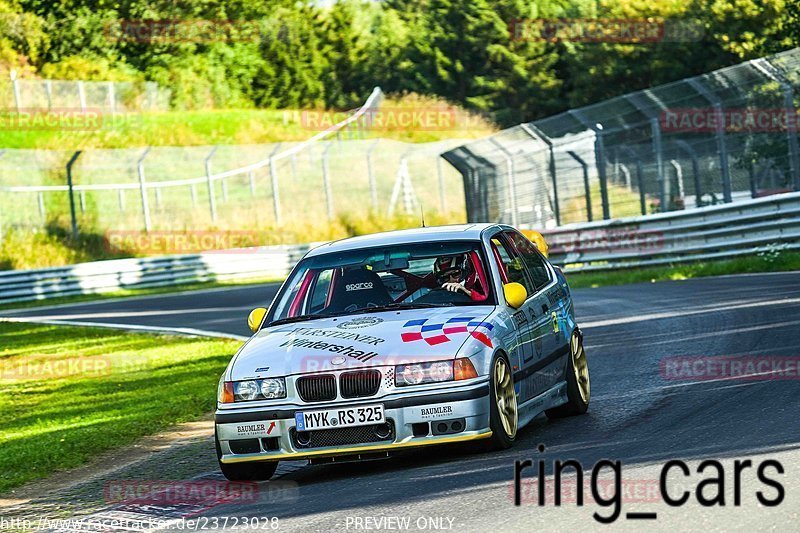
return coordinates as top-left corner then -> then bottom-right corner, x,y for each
215,382 -> 492,463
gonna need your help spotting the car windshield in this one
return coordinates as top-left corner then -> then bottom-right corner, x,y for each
268,240 -> 494,324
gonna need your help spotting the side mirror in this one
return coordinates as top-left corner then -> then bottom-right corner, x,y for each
503,282 -> 527,309
247,307 -> 267,333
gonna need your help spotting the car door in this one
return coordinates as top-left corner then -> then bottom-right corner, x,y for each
504,230 -> 569,390
491,233 -> 552,404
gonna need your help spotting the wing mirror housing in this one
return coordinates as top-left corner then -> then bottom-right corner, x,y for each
503,282 -> 527,309
247,307 -> 268,333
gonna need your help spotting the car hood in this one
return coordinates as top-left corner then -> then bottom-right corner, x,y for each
228,306 -> 495,381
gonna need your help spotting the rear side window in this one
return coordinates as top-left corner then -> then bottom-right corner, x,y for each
504,231 -> 551,291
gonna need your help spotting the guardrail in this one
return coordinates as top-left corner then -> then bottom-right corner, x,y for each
542,191 -> 800,272
2,192 -> 798,304
0,245 -> 311,305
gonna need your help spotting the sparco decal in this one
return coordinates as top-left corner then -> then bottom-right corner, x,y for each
279,338 -> 379,362
291,326 -> 385,345
345,282 -> 373,291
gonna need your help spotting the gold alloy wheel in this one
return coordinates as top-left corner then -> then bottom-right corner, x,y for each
572,332 -> 590,404
494,357 -> 518,438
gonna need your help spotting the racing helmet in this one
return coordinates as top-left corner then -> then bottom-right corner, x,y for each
433,254 -> 469,285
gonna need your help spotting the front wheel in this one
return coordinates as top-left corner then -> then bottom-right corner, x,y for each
546,329 -> 590,419
215,430 -> 278,481
486,354 -> 518,450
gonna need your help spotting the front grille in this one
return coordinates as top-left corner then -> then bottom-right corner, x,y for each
291,420 -> 395,449
340,369 -> 381,398
296,374 -> 337,402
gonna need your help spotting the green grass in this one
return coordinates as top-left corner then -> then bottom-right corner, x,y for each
0,278 -> 280,312
0,322 -> 242,493
566,249 -> 800,289
0,95 -> 497,150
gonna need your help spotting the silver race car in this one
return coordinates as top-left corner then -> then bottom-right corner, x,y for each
215,224 -> 590,480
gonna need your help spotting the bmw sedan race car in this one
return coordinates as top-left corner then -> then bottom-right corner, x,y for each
214,224 -> 590,480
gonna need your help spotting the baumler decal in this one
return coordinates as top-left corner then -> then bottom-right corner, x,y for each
291,326 -> 384,345
280,338 -> 379,362
420,405 -> 454,419
337,317 -> 384,330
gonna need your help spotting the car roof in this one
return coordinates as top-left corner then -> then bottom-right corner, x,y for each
305,223 -> 503,257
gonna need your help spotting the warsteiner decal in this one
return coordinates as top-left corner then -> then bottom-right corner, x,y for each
291,326 -> 384,345
400,316 -> 494,348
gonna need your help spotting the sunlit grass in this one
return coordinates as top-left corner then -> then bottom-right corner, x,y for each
566,250 -> 800,289
0,322 -> 241,492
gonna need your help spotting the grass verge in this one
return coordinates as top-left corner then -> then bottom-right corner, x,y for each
566,250 -> 800,289
0,322 -> 241,493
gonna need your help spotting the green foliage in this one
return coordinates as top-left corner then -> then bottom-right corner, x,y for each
1,0 -> 795,121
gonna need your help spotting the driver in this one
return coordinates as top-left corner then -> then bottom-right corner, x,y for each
433,255 -> 486,301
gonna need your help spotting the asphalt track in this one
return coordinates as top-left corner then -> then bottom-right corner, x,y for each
3,272 -> 800,531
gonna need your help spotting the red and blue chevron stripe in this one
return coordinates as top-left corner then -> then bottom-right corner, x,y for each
400,316 -> 493,348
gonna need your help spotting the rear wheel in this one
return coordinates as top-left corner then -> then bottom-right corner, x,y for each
546,330 -> 590,418
486,354 -> 518,450
215,430 -> 278,481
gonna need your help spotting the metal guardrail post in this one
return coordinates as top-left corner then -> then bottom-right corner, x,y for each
367,140 -> 380,211
674,140 -> 701,206
268,143 -> 283,225
595,128 -> 611,219
520,124 -> 560,226
205,146 -> 219,223
66,151 -> 82,238
688,78 -> 732,203
248,171 -> 256,197
650,117 -> 668,212
619,145 -> 647,215
45,80 -> 52,110
567,151 -> 593,221
751,59 -> 800,192
488,139 -> 519,226
118,189 -> 125,212
436,154 -> 447,213
137,147 -> 152,232
38,192 -> 45,221
108,82 -> 116,114
322,142 -> 335,220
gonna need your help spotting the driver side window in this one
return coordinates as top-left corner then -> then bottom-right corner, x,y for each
491,236 -> 535,297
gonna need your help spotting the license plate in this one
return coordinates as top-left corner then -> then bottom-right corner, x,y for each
295,404 -> 385,431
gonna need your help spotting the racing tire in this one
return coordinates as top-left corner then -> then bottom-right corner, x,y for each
215,430 -> 278,481
546,329 -> 590,419
486,353 -> 518,450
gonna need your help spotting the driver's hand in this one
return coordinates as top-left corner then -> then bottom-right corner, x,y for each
442,282 -> 468,294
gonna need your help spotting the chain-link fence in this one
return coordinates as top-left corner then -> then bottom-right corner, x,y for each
443,47 -> 800,229
0,138 -> 466,244
1,76 -> 171,113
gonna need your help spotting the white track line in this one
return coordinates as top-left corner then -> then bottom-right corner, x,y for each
0,316 -> 249,341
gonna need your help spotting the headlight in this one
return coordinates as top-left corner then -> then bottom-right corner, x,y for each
219,378 -> 287,403
260,378 -> 286,399
395,360 -> 454,386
